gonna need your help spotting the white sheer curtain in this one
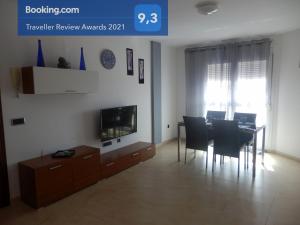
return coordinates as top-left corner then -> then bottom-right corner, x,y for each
185,39 -> 271,125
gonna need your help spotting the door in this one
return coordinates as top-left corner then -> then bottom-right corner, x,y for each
0,93 -> 10,207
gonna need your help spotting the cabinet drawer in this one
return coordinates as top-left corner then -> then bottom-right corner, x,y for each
36,161 -> 73,197
38,186 -> 73,207
141,145 -> 155,161
19,145 -> 102,208
73,153 -> 100,181
73,153 -> 100,191
73,172 -> 100,192
101,160 -> 120,178
119,151 -> 141,170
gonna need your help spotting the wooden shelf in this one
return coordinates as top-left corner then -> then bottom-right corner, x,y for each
21,67 -> 99,94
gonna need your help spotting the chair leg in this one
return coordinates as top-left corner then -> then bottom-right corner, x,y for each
212,154 -> 215,172
247,145 -> 249,170
238,157 -> 240,177
220,155 -> 222,165
244,146 -> 246,170
185,148 -> 187,164
194,150 -> 196,158
206,151 -> 208,170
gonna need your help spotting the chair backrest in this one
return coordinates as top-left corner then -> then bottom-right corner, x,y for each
206,111 -> 226,123
233,112 -> 256,129
183,116 -> 208,151
212,120 -> 240,158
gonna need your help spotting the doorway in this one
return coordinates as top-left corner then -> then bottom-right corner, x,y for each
0,92 -> 10,207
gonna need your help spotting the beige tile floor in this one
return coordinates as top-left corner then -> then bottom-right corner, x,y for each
1,140 -> 300,225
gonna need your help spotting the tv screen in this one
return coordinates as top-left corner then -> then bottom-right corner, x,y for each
100,105 -> 137,142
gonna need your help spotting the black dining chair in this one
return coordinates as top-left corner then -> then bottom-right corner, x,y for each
234,112 -> 257,169
183,116 -> 209,169
212,120 -> 249,176
233,112 -> 256,129
206,110 -> 226,123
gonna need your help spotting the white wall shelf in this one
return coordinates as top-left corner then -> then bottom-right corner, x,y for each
21,67 -> 99,94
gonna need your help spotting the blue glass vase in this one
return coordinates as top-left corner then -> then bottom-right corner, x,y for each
37,40 -> 45,67
80,47 -> 86,70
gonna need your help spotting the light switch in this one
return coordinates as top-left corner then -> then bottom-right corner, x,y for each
11,118 -> 25,126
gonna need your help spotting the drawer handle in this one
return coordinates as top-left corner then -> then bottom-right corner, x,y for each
49,165 -> 63,171
83,154 -> 94,160
106,162 -> 115,167
146,147 -> 152,151
65,90 -> 77,93
132,152 -> 140,157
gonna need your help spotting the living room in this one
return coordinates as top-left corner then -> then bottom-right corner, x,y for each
1,0 -> 300,225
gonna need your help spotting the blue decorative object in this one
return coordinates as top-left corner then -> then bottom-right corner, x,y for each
37,40 -> 45,67
80,47 -> 86,70
100,49 -> 116,70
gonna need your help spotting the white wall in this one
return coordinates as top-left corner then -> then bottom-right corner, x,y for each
273,29 -> 300,158
0,1 -> 156,198
267,35 -> 282,151
161,44 -> 178,142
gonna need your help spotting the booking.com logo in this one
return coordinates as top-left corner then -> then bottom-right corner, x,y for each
25,6 -> 80,16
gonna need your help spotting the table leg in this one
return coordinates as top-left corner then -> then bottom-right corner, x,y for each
177,124 -> 180,162
262,127 -> 266,164
252,132 -> 257,178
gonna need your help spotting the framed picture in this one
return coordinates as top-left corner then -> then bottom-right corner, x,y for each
126,48 -> 134,75
138,59 -> 144,84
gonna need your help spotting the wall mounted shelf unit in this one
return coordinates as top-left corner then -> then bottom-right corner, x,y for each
21,67 -> 99,94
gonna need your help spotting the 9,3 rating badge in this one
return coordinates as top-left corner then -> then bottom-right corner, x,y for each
134,4 -> 162,32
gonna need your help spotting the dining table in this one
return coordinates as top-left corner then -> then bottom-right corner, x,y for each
177,121 -> 266,178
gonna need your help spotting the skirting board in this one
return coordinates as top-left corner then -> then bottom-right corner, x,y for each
156,139 -> 300,164
271,150 -> 300,163
156,138 -> 177,149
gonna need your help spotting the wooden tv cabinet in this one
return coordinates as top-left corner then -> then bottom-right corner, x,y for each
18,142 -> 155,208
101,142 -> 155,178
19,146 -> 101,208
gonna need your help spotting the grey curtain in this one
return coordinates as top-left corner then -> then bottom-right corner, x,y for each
185,39 -> 271,124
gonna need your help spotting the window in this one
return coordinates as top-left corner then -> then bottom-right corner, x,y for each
205,60 -> 267,125
205,63 -> 231,115
185,39 -> 271,123
235,60 -> 267,126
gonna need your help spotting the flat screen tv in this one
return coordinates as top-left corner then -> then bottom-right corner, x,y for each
100,105 -> 137,142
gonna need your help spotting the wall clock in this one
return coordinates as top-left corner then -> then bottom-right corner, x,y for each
100,49 -> 116,69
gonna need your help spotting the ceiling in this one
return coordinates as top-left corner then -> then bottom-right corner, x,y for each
160,0 -> 300,46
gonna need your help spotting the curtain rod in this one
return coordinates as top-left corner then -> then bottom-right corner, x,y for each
185,38 -> 272,53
